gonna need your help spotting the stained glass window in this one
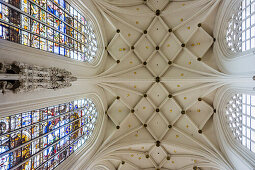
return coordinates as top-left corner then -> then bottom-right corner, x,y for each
0,0 -> 97,63
226,0 -> 255,52
0,98 -> 98,169
226,94 -> 255,153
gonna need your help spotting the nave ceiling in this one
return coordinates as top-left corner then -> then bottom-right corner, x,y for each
70,0 -> 233,169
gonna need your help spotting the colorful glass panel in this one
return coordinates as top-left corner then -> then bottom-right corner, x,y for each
0,0 -> 97,63
0,98 -> 98,169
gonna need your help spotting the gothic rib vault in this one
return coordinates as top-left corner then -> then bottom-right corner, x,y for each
79,0 -> 234,169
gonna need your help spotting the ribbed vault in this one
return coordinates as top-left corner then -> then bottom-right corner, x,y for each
82,0 -> 234,169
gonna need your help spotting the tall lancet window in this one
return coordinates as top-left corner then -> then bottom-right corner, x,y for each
0,0 -> 98,63
226,0 -> 255,52
0,98 -> 98,169
226,94 -> 255,152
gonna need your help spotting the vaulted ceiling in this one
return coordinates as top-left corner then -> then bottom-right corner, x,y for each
85,0 -> 232,169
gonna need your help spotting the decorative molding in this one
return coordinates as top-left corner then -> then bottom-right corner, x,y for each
0,61 -> 77,94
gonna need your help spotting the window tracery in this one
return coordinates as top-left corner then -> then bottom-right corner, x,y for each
0,98 -> 98,169
0,0 -> 98,63
226,93 -> 255,153
226,0 -> 255,53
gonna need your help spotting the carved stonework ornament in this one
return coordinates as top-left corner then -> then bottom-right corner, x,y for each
0,61 -> 77,94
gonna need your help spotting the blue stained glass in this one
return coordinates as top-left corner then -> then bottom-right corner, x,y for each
74,100 -> 78,109
54,5 -> 59,17
69,102 -> 74,111
0,98 -> 97,169
41,122 -> 49,134
22,112 -> 32,127
59,9 -> 64,20
47,1 -> 54,14
69,145 -> 73,154
65,125 -> 70,135
48,118 -> 60,131
59,0 -> 65,8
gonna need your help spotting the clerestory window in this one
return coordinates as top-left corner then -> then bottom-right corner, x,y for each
226,94 -> 255,153
0,0 -> 98,62
226,0 -> 255,53
0,98 -> 98,169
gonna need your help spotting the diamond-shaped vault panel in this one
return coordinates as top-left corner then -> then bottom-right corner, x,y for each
187,100 -> 213,129
108,100 -> 130,125
147,52 -> 168,76
135,98 -> 154,123
161,98 -> 182,124
112,114 -> 141,139
134,36 -> 155,61
148,113 -> 168,139
148,18 -> 168,45
150,146 -> 167,165
187,27 -> 213,58
148,83 -> 168,107
108,34 -> 130,60
161,33 -> 182,60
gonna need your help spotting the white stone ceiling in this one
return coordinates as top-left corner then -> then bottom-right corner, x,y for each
85,0 -> 232,169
